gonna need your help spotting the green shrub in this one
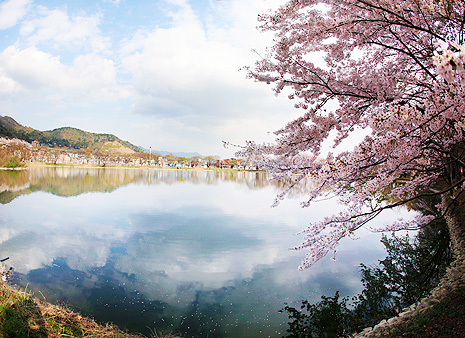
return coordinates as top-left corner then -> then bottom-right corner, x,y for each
281,223 -> 452,338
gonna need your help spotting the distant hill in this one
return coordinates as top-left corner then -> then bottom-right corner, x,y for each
0,115 -> 142,153
157,150 -> 203,158
138,147 -> 203,158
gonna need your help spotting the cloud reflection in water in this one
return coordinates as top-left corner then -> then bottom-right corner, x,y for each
0,167 -> 390,337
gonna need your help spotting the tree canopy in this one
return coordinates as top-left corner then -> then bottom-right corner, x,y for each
281,224 -> 453,337
239,0 -> 465,268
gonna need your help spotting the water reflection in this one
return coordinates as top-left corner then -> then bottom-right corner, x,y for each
0,167 -> 388,337
0,167 -> 306,203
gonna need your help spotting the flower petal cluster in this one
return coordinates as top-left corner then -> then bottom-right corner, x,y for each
0,137 -> 32,149
240,0 -> 465,268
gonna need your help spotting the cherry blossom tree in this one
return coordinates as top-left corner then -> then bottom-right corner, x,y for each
238,0 -> 465,269
0,137 -> 31,168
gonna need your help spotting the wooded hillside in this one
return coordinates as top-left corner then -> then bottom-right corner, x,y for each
0,116 -> 142,153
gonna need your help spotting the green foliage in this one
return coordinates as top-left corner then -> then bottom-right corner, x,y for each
3,158 -> 22,168
0,148 -> 25,168
281,291 -> 352,338
281,225 -> 453,338
0,289 -> 84,338
0,292 -> 48,338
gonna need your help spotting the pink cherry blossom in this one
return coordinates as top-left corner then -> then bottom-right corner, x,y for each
238,0 -> 465,269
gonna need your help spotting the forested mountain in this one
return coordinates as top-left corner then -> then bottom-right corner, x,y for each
0,115 -> 142,152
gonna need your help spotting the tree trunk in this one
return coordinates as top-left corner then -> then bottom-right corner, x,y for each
442,194 -> 465,260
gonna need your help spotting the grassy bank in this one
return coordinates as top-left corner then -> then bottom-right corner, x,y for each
0,279 -> 181,338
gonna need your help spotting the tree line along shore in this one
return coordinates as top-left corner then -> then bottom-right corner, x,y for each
0,137 -> 257,170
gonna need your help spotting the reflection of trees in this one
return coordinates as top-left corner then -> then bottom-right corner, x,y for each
281,222 -> 453,338
0,170 -> 30,190
0,170 -> 32,204
0,167 -> 313,204
0,167 -> 145,203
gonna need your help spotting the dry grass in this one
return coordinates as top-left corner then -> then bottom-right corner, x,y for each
0,279 -> 182,338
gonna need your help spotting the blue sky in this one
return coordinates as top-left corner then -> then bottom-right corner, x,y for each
0,0 -> 297,157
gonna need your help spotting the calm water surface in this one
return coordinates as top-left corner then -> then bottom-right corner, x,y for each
0,167 -> 391,337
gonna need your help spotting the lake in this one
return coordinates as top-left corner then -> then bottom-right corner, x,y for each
0,166 -> 391,337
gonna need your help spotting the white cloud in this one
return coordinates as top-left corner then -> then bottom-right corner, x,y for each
0,0 -> 296,156
130,119 -> 206,152
0,0 -> 31,29
0,46 -> 124,99
0,46 -> 62,90
19,6 -> 109,51
122,28 -> 243,117
0,71 -> 22,94
120,0 -> 284,121
114,0 -> 301,155
103,0 -> 122,5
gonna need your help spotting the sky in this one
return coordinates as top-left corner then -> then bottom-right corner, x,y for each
0,0 -> 301,157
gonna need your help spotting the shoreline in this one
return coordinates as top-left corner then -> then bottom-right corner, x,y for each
0,167 -> 28,171
0,278 -> 181,338
3,162 -> 264,173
